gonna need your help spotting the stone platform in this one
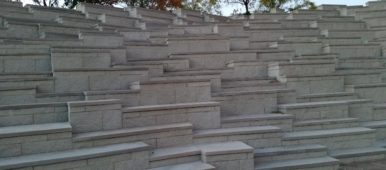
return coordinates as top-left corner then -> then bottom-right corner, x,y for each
1,0 -> 386,169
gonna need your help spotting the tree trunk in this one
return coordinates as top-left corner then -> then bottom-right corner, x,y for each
243,1 -> 250,15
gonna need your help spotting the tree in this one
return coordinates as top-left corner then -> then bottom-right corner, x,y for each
258,0 -> 315,12
183,0 -> 222,15
33,0 -> 60,7
226,0 -> 257,15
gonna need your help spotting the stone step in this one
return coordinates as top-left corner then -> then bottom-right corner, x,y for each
363,16 -> 386,27
168,35 -> 230,54
221,81 -> 287,92
317,21 -> 367,30
293,118 -> 359,131
362,120 -> 386,141
356,9 -> 386,20
321,16 -> 356,21
254,156 -> 339,170
335,68 -> 383,85
373,103 -> 386,121
291,53 -> 337,63
51,51 -> 111,70
346,83 -> 386,103
326,30 -> 375,41
0,122 -> 72,158
0,85 -> 37,105
257,50 -> 295,62
127,58 -> 189,72
297,92 -> 357,102
329,44 -> 382,58
0,44 -> 50,55
0,102 -> 67,127
0,76 -> 54,93
330,147 -> 386,164
268,61 -> 335,78
279,100 -> 350,121
337,57 -> 385,69
0,142 -> 150,170
296,9 -> 341,17
194,126 -> 282,148
28,5 -> 86,20
283,127 -> 376,150
367,1 -> 386,10
321,37 -> 364,45
212,90 -> 279,116
150,141 -> 253,169
129,79 -> 211,105
55,16 -> 100,29
254,144 -> 328,163
149,161 -> 215,170
248,28 -> 321,41
221,114 -> 293,131
0,53 -> 51,73
278,41 -> 324,55
73,123 -> 193,148
122,102 -> 220,130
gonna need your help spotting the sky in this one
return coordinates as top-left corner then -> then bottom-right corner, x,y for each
21,0 -> 368,16
222,0 -> 368,15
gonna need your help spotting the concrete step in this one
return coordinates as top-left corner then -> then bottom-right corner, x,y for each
194,126 -> 282,148
321,37 -> 364,45
150,141 -> 253,169
268,61 -> 335,78
0,142 -> 150,170
257,50 -> 295,62
254,144 -> 328,163
255,156 -> 339,170
149,161 -> 215,170
72,123 -> 193,148
221,114 -> 293,131
346,83 -> 386,103
0,102 -> 67,127
278,41 -> 323,55
297,92 -> 357,102
122,102 -> 220,130
326,29 -> 375,41
0,122 -> 72,158
0,44 -> 50,55
0,85 -> 37,105
293,118 -> 359,131
330,147 -> 386,164
337,57 -> 385,69
279,100 -> 350,121
362,120 -> 386,141
373,103 -> 386,121
329,44 -> 382,58
283,127 -> 376,150
317,21 -> 367,30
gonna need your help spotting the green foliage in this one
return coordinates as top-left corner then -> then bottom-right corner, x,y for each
258,0 -> 316,12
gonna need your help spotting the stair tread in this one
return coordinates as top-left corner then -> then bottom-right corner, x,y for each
151,141 -> 253,161
330,147 -> 386,158
0,122 -> 71,138
0,142 -> 150,169
73,123 -> 193,142
194,126 -> 281,138
123,102 -> 219,112
222,114 -> 293,123
280,99 -> 369,109
255,156 -> 339,170
362,120 -> 386,128
298,92 -> 356,99
284,127 -> 375,140
294,118 -> 358,126
149,161 -> 214,170
254,144 -> 327,156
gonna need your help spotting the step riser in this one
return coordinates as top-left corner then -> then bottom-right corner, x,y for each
330,46 -> 381,58
343,73 -> 382,86
338,60 -> 385,68
294,122 -> 359,131
317,23 -> 366,30
258,52 -> 295,62
336,153 -> 386,164
297,95 -> 357,103
327,31 -> 375,41
52,53 -> 111,70
213,92 -> 278,117
194,132 -> 282,148
347,86 -> 386,103
0,88 -> 36,105
126,45 -> 169,60
284,133 -> 376,150
1,23 -> 40,39
0,131 -> 72,158
222,119 -> 293,132
0,55 -> 51,73
74,129 -> 193,149
0,105 -> 67,127
280,104 -> 349,121
279,76 -> 344,96
364,18 -> 386,27
168,39 -> 230,54
278,43 -> 323,56
99,14 -> 137,28
255,150 -> 327,164
322,39 -> 363,45
150,155 -> 201,168
269,63 -> 335,78
54,70 -> 148,93
222,85 -> 287,92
